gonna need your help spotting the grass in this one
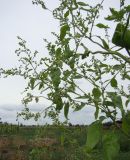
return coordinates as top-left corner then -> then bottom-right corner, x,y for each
0,124 -> 130,160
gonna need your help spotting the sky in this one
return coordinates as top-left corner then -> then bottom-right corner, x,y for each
0,0 -> 129,125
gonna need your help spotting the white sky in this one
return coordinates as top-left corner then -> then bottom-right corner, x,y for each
0,0 -> 129,124
0,0 -> 59,105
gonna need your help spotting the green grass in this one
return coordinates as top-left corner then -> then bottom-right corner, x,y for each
0,124 -> 130,160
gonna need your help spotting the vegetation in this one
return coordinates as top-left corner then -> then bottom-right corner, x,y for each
0,0 -> 130,159
0,124 -> 130,160
0,123 -> 19,134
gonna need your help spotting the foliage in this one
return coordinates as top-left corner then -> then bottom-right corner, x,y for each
0,123 -> 19,134
0,124 -> 130,160
0,0 -> 130,159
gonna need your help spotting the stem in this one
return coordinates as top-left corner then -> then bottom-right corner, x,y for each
89,0 -> 105,37
93,50 -> 130,64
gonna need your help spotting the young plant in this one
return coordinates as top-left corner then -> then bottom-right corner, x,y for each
0,0 -> 130,159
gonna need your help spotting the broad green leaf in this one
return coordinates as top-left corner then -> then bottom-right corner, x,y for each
103,101 -> 115,107
110,8 -> 118,15
107,92 -> 125,117
53,93 -> 63,110
125,5 -> 130,12
92,88 -> 101,99
64,102 -> 69,119
103,132 -> 120,160
96,23 -> 109,29
82,49 -> 90,59
60,24 -> 70,41
113,64 -> 124,70
55,48 -> 61,58
105,8 -> 125,21
94,101 -> 99,119
63,70 -> 71,80
73,75 -> 83,79
101,39 -> 109,49
72,0 -> 78,9
99,63 -> 108,68
38,82 -> 44,90
123,74 -> 130,80
50,67 -> 61,88
105,15 -> 115,21
64,46 -> 73,59
116,96 -> 124,117
87,69 -> 95,72
86,121 -> 102,152
110,78 -> 117,88
30,78 -> 35,90
77,2 -> 88,6
64,10 -> 69,18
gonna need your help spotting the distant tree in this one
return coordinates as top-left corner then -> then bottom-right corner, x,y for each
0,0 -> 130,159
0,117 -> 2,124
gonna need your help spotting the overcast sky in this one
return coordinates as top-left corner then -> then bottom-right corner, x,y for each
0,0 -> 129,124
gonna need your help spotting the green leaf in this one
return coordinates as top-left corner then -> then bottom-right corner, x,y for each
103,101 -> 115,107
110,78 -> 117,88
74,102 -> 85,111
99,116 -> 106,122
72,0 -> 78,9
68,57 -> 75,69
125,99 -> 130,107
94,101 -> 99,119
60,24 -> 70,41
105,15 -> 115,21
125,5 -> 130,12
38,82 -> 44,90
110,8 -> 118,15
82,49 -> 90,59
30,78 -> 35,90
113,64 -> 123,70
99,63 -> 108,68
96,23 -> 109,29
105,8 -> 125,21
73,73 -> 83,79
77,2 -> 88,6
50,67 -> 61,88
75,95 -> 89,99
87,69 -> 95,72
64,10 -> 69,18
101,39 -> 109,49
107,92 -> 125,117
103,132 -> 120,160
64,102 -> 69,119
86,121 -> 102,152
123,74 -> 130,80
35,97 -> 39,103
55,48 -> 61,58
92,88 -> 101,99
53,93 -> 63,110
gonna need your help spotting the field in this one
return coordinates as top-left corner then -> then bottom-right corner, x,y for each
0,123 -> 130,160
